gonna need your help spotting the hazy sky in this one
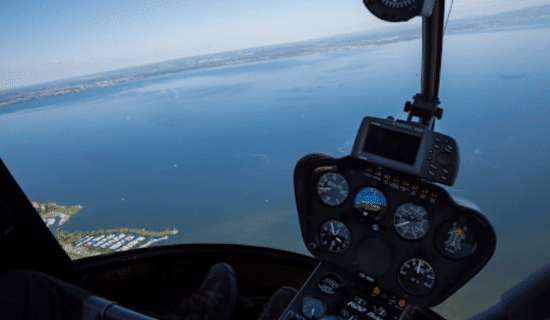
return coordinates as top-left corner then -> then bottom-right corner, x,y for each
0,0 -> 547,90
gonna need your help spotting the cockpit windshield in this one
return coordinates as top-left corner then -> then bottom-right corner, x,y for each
1,1 -> 549,319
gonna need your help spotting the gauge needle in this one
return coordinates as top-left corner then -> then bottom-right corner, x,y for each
416,262 -> 422,274
331,223 -> 335,235
319,187 -> 331,191
396,221 -> 409,227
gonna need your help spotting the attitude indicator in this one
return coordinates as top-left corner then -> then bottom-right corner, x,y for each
317,172 -> 349,206
354,187 -> 387,221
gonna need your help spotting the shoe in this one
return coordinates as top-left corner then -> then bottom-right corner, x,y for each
168,262 -> 238,320
257,286 -> 298,320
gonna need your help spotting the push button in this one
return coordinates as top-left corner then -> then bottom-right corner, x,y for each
428,156 -> 433,161
433,144 -> 440,150
441,175 -> 448,181
430,164 -> 438,170
434,136 -> 441,143
442,168 -> 449,174
428,170 -> 436,177
444,146 -> 453,153
436,153 -> 452,166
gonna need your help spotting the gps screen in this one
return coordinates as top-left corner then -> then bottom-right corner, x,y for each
363,124 -> 421,165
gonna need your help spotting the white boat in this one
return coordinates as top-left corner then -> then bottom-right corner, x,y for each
94,239 -> 108,247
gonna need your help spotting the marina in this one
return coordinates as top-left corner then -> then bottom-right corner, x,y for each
74,232 -> 171,252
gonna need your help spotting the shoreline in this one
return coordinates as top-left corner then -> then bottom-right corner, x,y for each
31,199 -> 179,260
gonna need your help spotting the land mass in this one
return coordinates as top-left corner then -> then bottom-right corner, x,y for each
31,199 -> 178,260
2,4 -> 548,108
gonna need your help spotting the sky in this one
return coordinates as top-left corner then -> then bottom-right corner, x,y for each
0,0 -> 548,91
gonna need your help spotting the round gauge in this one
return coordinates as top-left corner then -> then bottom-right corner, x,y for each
317,172 -> 349,207
302,297 -> 326,319
354,187 -> 387,220
435,220 -> 477,260
393,203 -> 430,240
319,220 -> 351,254
398,258 -> 436,296
381,0 -> 415,9
318,274 -> 342,295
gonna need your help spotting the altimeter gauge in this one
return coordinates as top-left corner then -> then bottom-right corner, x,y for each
319,220 -> 351,254
393,203 -> 430,240
398,258 -> 436,296
316,172 -> 349,206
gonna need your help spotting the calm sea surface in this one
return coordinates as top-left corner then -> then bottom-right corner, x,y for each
1,26 -> 549,319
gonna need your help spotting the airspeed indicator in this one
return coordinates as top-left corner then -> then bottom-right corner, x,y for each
317,172 -> 349,206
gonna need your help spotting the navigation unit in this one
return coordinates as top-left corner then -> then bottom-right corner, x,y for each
351,116 -> 459,186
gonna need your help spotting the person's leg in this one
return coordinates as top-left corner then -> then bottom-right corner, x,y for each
0,263 -> 240,320
0,269 -> 95,320
160,262 -> 238,320
257,286 -> 298,320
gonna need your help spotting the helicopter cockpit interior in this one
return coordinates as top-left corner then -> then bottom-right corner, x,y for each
1,1 -> 550,320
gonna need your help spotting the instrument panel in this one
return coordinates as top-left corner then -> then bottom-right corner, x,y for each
293,154 -> 496,308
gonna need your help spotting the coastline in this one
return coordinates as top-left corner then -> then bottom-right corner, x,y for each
31,199 -> 179,260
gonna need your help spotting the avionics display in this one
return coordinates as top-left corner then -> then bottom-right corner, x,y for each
363,124 -> 421,166
352,116 -> 459,186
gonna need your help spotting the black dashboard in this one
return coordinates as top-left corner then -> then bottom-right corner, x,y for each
285,153 -> 496,320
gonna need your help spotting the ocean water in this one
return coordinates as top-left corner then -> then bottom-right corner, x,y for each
1,25 -> 549,319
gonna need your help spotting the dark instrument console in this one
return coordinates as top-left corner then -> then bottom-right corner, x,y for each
286,153 -> 496,320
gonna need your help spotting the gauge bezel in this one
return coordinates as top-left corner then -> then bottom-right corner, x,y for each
301,296 -> 327,319
316,171 -> 349,207
434,219 -> 477,260
397,257 -> 437,296
318,219 -> 352,254
353,186 -> 388,221
393,202 -> 431,240
317,272 -> 344,295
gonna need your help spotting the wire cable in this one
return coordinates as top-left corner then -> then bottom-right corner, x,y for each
443,0 -> 455,34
